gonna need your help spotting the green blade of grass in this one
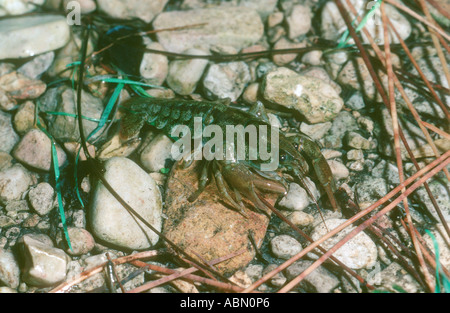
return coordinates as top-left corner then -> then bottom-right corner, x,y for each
35,115 -> 73,251
74,82 -> 125,208
337,0 -> 383,49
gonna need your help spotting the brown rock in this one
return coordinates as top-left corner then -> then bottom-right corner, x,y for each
163,160 -> 278,276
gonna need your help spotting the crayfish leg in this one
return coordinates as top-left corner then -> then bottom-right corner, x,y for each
293,134 -> 340,212
187,161 -> 211,203
212,162 -> 248,218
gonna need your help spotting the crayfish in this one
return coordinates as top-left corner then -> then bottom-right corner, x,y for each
118,96 -> 340,217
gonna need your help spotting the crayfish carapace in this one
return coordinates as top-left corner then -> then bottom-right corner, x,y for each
118,97 -> 340,217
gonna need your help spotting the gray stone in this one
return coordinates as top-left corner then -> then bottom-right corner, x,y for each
28,182 -> 55,216
0,0 -> 45,16
64,227 -> 95,256
0,71 -> 46,100
0,15 -> 70,59
286,5 -> 311,39
19,235 -> 70,287
13,101 -> 36,135
262,264 -> 287,287
153,7 -> 264,53
321,0 -> 411,45
270,234 -> 302,260
309,218 -> 378,270
49,87 -> 104,142
12,129 -> 67,171
0,164 -> 33,205
140,133 -> 174,173
166,48 -> 209,95
203,61 -> 251,101
0,249 -> 20,288
262,67 -> 343,124
323,111 -> 359,149
0,110 -> 19,153
345,131 -> 373,150
278,183 -> 310,211
17,51 -> 54,79
97,0 -> 168,23
285,260 -> 340,293
355,176 -> 388,205
140,41 -> 168,86
90,157 -> 163,250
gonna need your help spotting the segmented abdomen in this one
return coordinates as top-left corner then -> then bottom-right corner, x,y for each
119,97 -> 267,141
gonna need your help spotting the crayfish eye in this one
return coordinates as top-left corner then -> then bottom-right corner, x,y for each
293,143 -> 299,150
280,154 -> 287,162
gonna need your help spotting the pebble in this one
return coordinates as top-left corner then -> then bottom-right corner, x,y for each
63,0 -> 96,14
327,159 -> 349,181
262,67 -> 343,124
140,41 -> 168,86
301,66 -> 342,94
309,218 -> 378,270
17,52 -> 55,79
272,37 -> 306,66
28,182 -> 55,216
355,176 -> 388,205
19,235 -> 70,287
153,7 -> 264,53
321,0 -> 411,45
270,234 -> 302,260
0,110 -> 20,153
0,164 -> 33,205
90,157 -> 163,250
377,262 -> 421,293
401,56 -> 449,120
301,50 -> 323,66
237,0 -> 278,20
281,211 -> 315,230
285,260 -> 340,293
49,87 -> 105,142
0,71 -> 46,100
0,15 -> 70,59
0,248 -> 20,288
242,82 -> 259,104
286,4 -> 311,39
0,0 -> 44,16
346,92 -> 366,110
5,200 -> 29,213
140,133 -> 174,173
268,11 -> 284,28
13,101 -> 36,135
245,264 -> 263,282
412,179 -> 450,223
423,223 -> 450,269
166,48 -> 209,95
346,149 -> 364,161
203,61 -> 251,101
300,122 -> 332,141
323,111 -> 359,149
278,183 -> 310,211
345,131 -> 373,150
262,264 -> 286,287
64,227 -> 95,256
12,129 -> 67,171
0,287 -> 17,293
97,0 -> 168,23
163,160 -> 273,276
372,160 -> 400,186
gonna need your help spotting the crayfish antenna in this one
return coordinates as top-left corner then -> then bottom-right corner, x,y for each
293,169 -> 330,232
